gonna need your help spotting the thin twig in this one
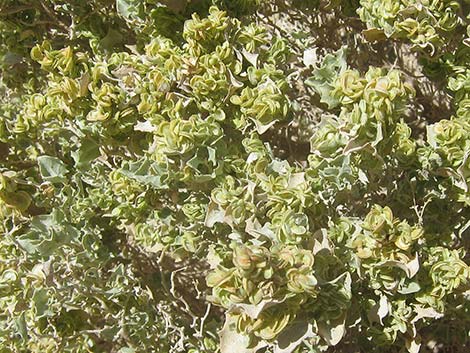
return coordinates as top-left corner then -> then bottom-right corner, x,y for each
38,0 -> 69,31
0,5 -> 34,16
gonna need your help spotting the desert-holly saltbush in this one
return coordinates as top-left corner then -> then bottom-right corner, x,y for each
0,1 -> 470,353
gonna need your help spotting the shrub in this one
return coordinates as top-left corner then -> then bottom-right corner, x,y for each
0,0 -> 470,352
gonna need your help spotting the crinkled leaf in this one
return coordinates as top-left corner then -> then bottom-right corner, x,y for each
14,313 -> 28,340
120,159 -> 168,189
72,138 -> 101,168
32,288 -> 49,317
398,281 -> 421,294
380,254 -> 419,278
411,306 -> 444,323
368,295 -> 389,325
305,47 -> 347,109
317,312 -> 347,346
230,299 -> 285,320
220,314 -> 266,353
205,202 -> 226,227
38,156 -> 68,183
274,321 -> 316,353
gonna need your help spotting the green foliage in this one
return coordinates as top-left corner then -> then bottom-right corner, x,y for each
1,0 -> 470,352
358,0 -> 467,56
